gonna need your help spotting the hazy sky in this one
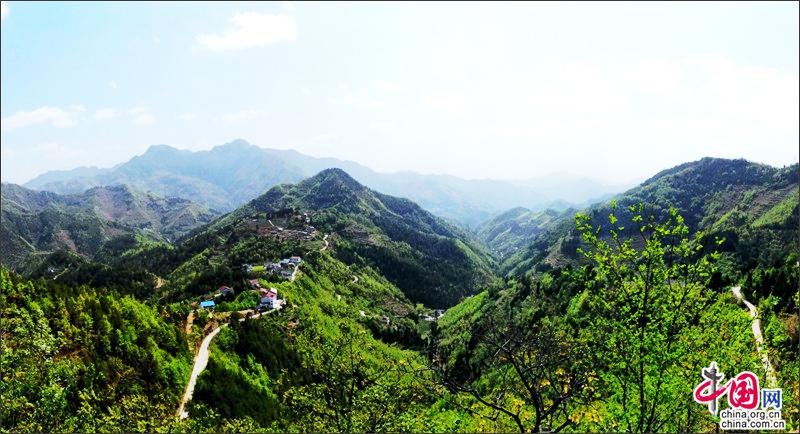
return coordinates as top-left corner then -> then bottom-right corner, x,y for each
1,1 -> 798,184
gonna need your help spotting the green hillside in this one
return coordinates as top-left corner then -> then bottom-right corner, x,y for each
219,168 -> 498,307
26,139 -> 625,227
0,269 -> 193,432
1,183 -> 218,269
477,207 -> 568,260
3,158 -> 797,432
506,158 -> 798,282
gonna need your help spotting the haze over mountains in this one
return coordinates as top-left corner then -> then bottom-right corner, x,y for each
23,139 -> 630,227
3,150 -> 798,432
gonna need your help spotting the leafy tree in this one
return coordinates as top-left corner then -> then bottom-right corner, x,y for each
574,202 -> 720,432
282,325 -> 420,432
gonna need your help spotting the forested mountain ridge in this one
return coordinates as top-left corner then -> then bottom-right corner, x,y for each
1,156 -> 797,432
0,183 -> 218,269
476,207 -> 569,259
505,157 -> 799,281
24,139 -> 625,227
224,168 -> 497,307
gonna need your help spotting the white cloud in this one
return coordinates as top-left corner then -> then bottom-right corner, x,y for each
109,80 -> 118,89
133,113 -> 156,126
337,93 -> 384,110
177,112 -> 197,121
369,120 -> 396,130
93,108 -> 118,120
368,80 -> 399,91
424,91 -> 467,118
0,146 -> 16,159
32,142 -> 86,159
309,133 -> 336,143
222,110 -> 268,123
196,12 -> 296,51
1,106 -> 82,131
152,35 -> 161,44
124,107 -> 156,125
1,1 -> 8,20
334,80 -> 399,110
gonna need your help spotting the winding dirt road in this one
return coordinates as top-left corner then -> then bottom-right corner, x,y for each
177,326 -> 222,419
176,307 -> 278,419
731,286 -> 777,387
177,225 -> 326,419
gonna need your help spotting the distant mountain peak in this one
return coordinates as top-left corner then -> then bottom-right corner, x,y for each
217,138 -> 254,150
141,144 -> 182,158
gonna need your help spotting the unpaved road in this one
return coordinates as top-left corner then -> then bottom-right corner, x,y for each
321,234 -> 329,251
176,307 -> 279,419
177,326 -> 222,419
732,286 -> 777,387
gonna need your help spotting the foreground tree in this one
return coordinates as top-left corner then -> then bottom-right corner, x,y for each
282,325 -> 421,432
429,282 -> 597,433
575,202 -> 720,432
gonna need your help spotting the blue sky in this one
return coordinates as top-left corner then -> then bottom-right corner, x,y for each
1,1 -> 798,184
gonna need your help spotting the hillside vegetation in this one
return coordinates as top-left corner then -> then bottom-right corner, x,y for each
2,157 -> 797,432
507,158 -> 798,284
1,183 -> 218,269
225,168 -> 498,307
477,207 -> 568,260
26,139 -> 624,226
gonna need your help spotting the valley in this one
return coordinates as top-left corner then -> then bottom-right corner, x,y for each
3,4 -> 796,432
1,157 -> 797,432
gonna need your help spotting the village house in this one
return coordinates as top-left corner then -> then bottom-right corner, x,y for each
280,270 -> 294,279
249,278 -> 261,288
243,264 -> 253,272
258,288 -> 282,310
265,263 -> 282,273
218,286 -> 233,295
200,300 -> 216,309
289,256 -> 302,265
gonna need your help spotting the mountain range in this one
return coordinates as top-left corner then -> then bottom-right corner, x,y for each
3,153 -> 798,432
501,157 -> 799,277
23,139 -> 629,227
215,168 -> 496,307
0,183 -> 218,269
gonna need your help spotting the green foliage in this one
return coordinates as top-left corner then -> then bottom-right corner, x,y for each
508,159 -> 798,288
230,168 -> 497,307
477,207 -> 566,260
1,183 -> 217,269
0,269 -> 192,432
186,253 -> 441,432
573,204 -> 766,432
